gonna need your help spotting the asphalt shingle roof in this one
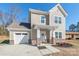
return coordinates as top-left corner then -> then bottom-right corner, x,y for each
7,20 -> 31,30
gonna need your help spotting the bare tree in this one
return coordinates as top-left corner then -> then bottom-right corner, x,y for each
0,11 -> 4,26
9,5 -> 22,22
0,5 -> 23,35
0,11 -> 4,32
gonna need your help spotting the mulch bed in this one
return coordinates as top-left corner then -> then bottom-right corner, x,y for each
53,43 -> 73,48
38,46 -> 47,49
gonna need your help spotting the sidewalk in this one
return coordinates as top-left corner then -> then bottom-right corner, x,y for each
38,44 -> 60,55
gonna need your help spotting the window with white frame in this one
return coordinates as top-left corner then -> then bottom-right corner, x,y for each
55,16 -> 58,23
55,16 -> 62,24
59,17 -> 61,24
55,32 -> 62,39
55,32 -> 58,38
59,32 -> 62,38
40,16 -> 46,24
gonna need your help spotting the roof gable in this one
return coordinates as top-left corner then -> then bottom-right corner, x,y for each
7,21 -> 31,31
49,4 -> 68,17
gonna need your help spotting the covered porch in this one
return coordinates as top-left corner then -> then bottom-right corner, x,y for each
31,25 -> 57,46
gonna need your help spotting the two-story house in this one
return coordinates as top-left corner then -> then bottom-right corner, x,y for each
7,4 -> 68,45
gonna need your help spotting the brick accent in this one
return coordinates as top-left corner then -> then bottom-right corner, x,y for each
50,37 -> 53,44
10,40 -> 14,44
32,39 -> 37,45
50,37 -> 56,45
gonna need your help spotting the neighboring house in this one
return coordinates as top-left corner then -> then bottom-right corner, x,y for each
7,4 -> 68,45
66,32 -> 79,40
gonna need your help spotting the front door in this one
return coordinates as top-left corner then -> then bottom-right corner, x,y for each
40,32 -> 46,43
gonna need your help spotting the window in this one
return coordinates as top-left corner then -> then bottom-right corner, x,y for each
55,16 -> 62,24
55,32 -> 58,38
41,16 -> 46,24
55,16 -> 58,23
22,33 -> 27,35
59,17 -> 61,24
55,32 -> 62,39
59,32 -> 62,38
15,33 -> 21,35
41,33 -> 44,36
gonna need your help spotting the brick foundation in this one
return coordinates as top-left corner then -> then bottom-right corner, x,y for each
32,39 -> 37,46
10,40 -> 14,44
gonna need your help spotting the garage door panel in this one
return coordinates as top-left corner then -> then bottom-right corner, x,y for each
20,35 -> 29,44
14,32 -> 29,44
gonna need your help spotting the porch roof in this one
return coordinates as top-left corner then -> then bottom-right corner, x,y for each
33,24 -> 57,30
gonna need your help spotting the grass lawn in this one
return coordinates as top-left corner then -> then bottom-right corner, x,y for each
0,35 -> 9,44
52,40 -> 79,56
65,40 -> 79,47
0,40 -> 5,43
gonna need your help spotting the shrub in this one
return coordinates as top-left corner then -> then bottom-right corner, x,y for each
56,43 -> 73,47
1,40 -> 9,44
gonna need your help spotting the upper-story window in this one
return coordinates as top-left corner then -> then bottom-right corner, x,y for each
55,16 -> 62,24
55,16 -> 58,23
40,16 -> 46,25
59,17 -> 61,24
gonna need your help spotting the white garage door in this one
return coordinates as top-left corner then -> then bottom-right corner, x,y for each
14,32 -> 29,44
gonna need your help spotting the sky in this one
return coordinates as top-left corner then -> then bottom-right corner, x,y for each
0,3 -> 79,30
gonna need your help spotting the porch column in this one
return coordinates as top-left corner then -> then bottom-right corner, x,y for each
37,29 -> 40,45
50,30 -> 56,45
37,29 -> 40,39
50,30 -> 52,43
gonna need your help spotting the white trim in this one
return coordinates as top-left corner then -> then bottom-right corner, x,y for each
29,8 -> 48,15
50,30 -> 52,39
7,28 -> 30,31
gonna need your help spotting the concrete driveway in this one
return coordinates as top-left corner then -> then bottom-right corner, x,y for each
0,44 -> 41,56
0,44 -> 60,56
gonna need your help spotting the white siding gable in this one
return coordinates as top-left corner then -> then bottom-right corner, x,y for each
49,4 -> 66,40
